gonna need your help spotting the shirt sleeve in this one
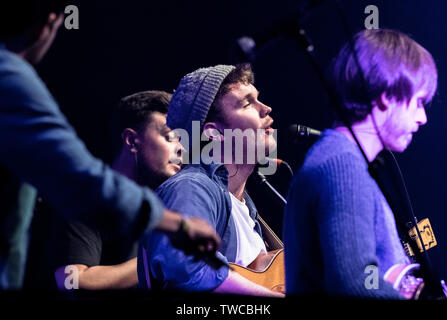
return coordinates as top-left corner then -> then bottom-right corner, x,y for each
51,215 -> 102,269
0,53 -> 164,240
139,176 -> 229,291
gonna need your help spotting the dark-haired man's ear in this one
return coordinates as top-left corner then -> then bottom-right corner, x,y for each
203,123 -> 223,142
122,128 -> 139,153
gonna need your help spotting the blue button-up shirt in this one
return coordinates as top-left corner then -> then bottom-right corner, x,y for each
138,163 -> 262,291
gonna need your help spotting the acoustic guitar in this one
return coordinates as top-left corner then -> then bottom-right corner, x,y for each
229,215 -> 285,293
230,249 -> 285,293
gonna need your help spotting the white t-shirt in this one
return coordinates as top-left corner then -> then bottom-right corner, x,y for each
230,193 -> 267,267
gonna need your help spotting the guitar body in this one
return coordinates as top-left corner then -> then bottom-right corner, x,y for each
229,249 -> 285,293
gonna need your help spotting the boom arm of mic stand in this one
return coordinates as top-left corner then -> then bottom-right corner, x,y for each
257,169 -> 287,205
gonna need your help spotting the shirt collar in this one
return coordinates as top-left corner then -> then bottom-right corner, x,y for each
201,162 -> 228,181
201,162 -> 258,218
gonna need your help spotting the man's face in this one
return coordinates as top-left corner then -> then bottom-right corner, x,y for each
136,112 -> 183,184
381,87 -> 428,152
214,83 -> 276,162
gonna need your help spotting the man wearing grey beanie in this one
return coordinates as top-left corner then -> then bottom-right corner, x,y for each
138,64 -> 282,297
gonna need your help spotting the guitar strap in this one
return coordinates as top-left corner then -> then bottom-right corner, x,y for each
257,214 -> 283,250
369,153 -> 445,299
241,189 -> 283,250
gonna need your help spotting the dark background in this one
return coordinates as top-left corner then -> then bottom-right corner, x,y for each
38,1 -> 447,281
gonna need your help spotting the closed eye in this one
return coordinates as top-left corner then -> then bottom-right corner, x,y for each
165,131 -> 179,142
417,98 -> 426,109
242,97 -> 257,108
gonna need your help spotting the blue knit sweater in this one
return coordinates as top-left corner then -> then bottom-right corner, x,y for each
283,129 -> 407,299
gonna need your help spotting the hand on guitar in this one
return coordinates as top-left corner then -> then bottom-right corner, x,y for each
384,264 -> 447,300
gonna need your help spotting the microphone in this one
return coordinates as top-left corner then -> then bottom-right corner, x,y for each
288,124 -> 322,138
236,0 -> 326,61
262,157 -> 294,176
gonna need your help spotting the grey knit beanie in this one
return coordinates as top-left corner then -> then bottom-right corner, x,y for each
167,65 -> 235,137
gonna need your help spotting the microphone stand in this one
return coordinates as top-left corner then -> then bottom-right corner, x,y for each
256,168 -> 287,205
